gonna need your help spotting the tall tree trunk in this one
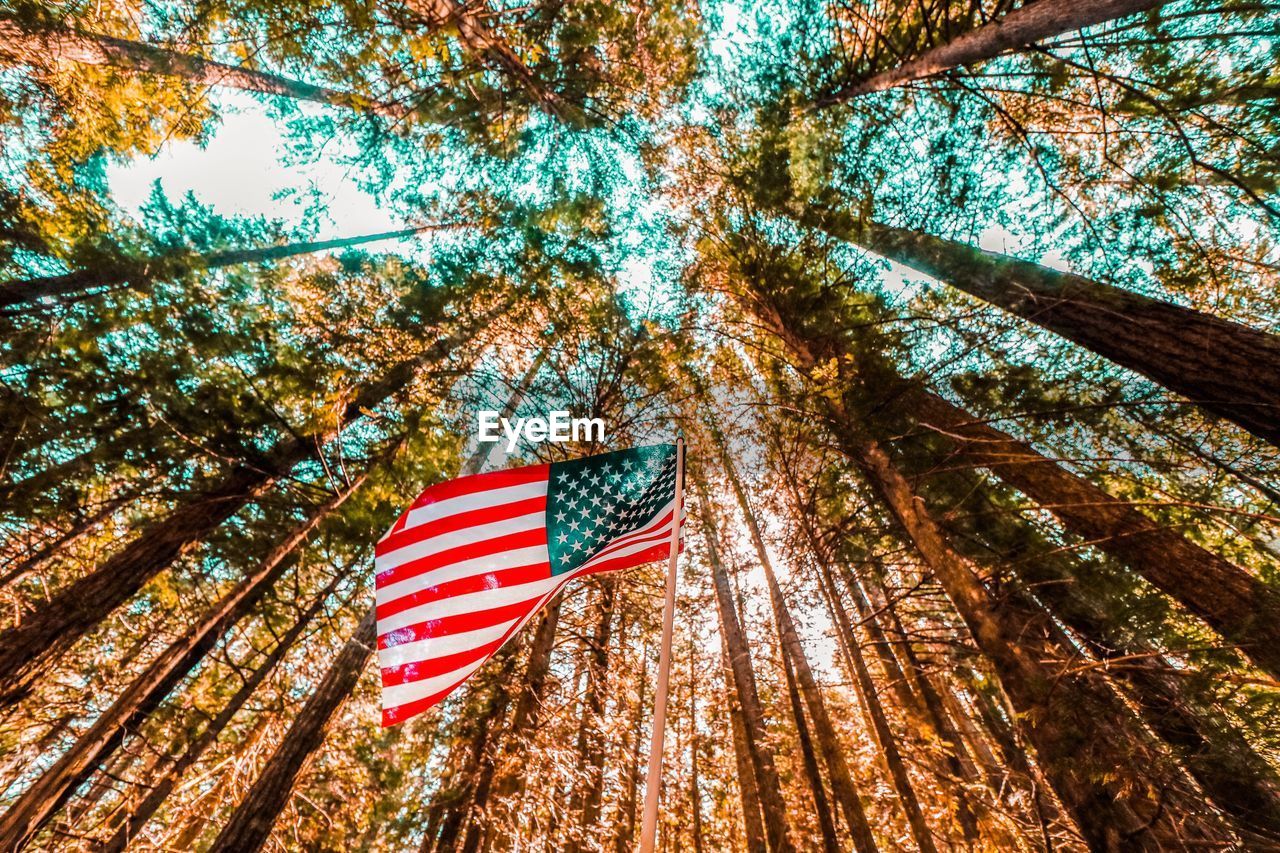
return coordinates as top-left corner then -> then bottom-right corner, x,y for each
0,321 -> 474,703
0,18 -> 400,116
814,0 -> 1170,105
0,226 -> 442,308
479,595 -> 564,853
688,636 -> 706,853
99,574 -> 344,852
565,578 -> 618,853
980,522 -> 1280,843
813,215 -> 1280,448
747,271 -> 1238,845
0,476 -> 363,850
825,576 -> 941,853
612,646 -> 651,853
838,428 -> 1232,848
207,607 -> 377,853
770,442 -> 986,845
721,635 -> 767,853
778,641 -> 840,853
695,485 -> 796,853
902,384 -> 1280,677
428,646 -> 521,853
709,436 -> 886,852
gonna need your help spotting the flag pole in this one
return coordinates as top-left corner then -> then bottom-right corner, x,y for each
639,436 -> 684,853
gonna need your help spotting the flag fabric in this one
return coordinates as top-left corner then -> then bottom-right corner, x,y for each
375,443 -> 683,726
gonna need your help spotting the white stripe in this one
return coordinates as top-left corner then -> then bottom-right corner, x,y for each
378,617 -> 519,670
375,544 -> 549,607
580,519 -> 674,572
379,559 -> 555,639
381,655 -> 491,710
401,481 -> 547,532
381,561 -> 595,712
376,510 -> 545,573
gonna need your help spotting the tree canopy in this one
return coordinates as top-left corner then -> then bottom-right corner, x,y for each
1,0 -> 1278,849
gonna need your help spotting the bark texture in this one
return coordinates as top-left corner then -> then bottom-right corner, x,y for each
0,480 -> 359,850
903,384 -> 1280,677
0,18 -> 399,116
835,218 -> 1280,447
208,607 -> 377,853
816,0 -> 1170,104
0,226 -> 432,307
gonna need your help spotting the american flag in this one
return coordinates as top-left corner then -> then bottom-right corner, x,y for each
375,444 -> 683,726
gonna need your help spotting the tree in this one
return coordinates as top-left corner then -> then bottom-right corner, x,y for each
207,607 -> 378,852
0,224 -> 448,308
814,0 -> 1171,106
694,482 -> 796,853
0,469 -> 370,850
0,17 -> 401,116
0,313 -> 485,703
797,211 -> 1280,449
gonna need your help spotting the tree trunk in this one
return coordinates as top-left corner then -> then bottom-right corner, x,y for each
0,18 -> 401,117
695,485 -> 796,853
99,574 -> 343,852
721,634 -> 767,853
814,0 -> 1170,105
778,641 -> 840,853
0,477 -> 362,850
838,429 -> 1232,849
479,595 -> 564,853
709,440 -> 884,852
984,526 -> 1280,843
827,217 -> 1280,448
208,607 -> 377,853
688,636 -> 706,853
565,578 -> 618,853
428,646 -> 520,853
613,648 -> 650,853
903,384 -> 1280,677
770,445 -> 986,846
0,320 -> 474,703
0,226 -> 439,308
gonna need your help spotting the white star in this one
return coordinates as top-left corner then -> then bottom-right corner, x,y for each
558,531 -> 569,543
556,510 -> 567,523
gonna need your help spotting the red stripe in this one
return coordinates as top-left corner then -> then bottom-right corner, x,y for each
408,463 -> 549,508
380,635 -> 508,688
376,526 -> 548,589
377,494 -> 546,558
376,562 -> 550,621
378,593 -> 549,649
580,541 -> 673,578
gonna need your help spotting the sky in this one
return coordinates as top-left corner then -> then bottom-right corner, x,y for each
105,93 -> 407,245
